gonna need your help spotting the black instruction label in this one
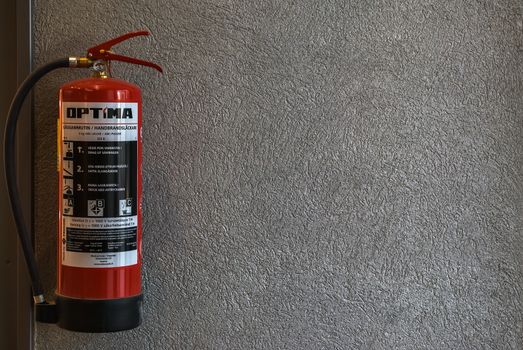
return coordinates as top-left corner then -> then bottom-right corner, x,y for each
62,141 -> 137,218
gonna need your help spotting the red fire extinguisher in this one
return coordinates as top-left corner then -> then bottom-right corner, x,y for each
4,31 -> 162,332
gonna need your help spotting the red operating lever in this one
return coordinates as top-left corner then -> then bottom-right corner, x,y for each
87,31 -> 163,73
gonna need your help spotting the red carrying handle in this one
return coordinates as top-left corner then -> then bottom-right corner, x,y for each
87,31 -> 163,73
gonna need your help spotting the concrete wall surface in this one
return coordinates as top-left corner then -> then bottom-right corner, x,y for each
33,1 -> 523,349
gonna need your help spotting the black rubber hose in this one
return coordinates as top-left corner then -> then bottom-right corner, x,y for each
4,58 -> 70,300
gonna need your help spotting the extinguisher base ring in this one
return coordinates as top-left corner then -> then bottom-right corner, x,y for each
55,294 -> 143,332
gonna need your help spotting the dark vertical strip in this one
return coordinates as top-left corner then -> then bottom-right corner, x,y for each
0,0 -> 32,348
15,0 -> 33,347
0,0 -> 18,348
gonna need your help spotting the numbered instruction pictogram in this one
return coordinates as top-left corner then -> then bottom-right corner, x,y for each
63,141 -> 74,158
63,177 -> 74,196
63,159 -> 74,176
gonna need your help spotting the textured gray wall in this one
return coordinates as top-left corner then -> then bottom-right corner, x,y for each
33,1 -> 523,349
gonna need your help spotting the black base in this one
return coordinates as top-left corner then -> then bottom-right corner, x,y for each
36,295 -> 143,333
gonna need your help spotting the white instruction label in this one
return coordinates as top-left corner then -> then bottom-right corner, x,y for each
60,102 -> 139,268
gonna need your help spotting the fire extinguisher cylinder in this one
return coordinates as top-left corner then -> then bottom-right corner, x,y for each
4,31 -> 162,333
